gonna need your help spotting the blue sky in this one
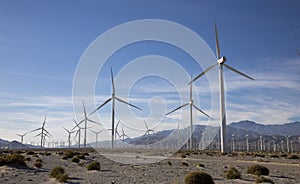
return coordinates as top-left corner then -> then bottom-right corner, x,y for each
0,0 -> 299,143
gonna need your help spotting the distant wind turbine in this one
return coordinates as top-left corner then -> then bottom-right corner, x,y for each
30,115 -> 52,148
63,127 -> 76,148
16,132 -> 28,145
119,126 -> 130,143
89,129 -> 105,148
78,101 -> 102,148
71,118 -> 85,148
166,76 -> 212,150
190,23 -> 254,153
90,67 -> 142,148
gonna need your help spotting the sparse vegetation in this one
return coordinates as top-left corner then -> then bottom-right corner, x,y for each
287,154 -> 299,160
33,161 -> 42,168
50,166 -> 69,183
72,157 -> 80,163
167,161 -> 172,166
195,163 -> 205,168
181,162 -> 189,167
36,158 -> 42,163
63,151 -> 75,159
0,153 -> 27,167
224,167 -> 241,179
87,161 -> 101,171
247,164 -> 269,176
184,171 -> 214,184
26,151 -> 35,155
255,176 -> 274,183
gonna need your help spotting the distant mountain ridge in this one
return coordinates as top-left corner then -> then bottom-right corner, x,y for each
1,120 -> 299,149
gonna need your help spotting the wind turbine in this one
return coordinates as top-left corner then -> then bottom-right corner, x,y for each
90,67 -> 142,148
89,129 -> 105,148
190,23 -> 254,153
16,132 -> 28,145
143,121 -> 155,147
71,118 -> 85,148
63,127 -> 76,148
108,120 -> 121,146
166,76 -> 212,150
119,126 -> 130,143
78,101 -> 102,148
30,115 -> 52,148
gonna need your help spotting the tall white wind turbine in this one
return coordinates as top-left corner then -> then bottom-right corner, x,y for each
78,101 -> 102,148
90,67 -> 142,148
72,118 -> 85,148
190,23 -> 254,153
30,115 -> 52,148
166,77 -> 212,150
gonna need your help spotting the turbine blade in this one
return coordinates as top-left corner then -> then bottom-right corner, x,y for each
89,98 -> 112,115
190,75 -> 192,100
223,64 -> 254,80
43,129 -> 52,137
111,67 -> 115,94
192,104 -> 213,120
30,128 -> 42,133
87,118 -> 102,126
165,103 -> 189,116
43,114 -> 47,127
115,97 -> 142,110
215,22 -> 220,59
89,129 -> 96,134
63,127 -> 69,133
144,121 -> 149,129
189,63 -> 218,84
82,101 -> 87,118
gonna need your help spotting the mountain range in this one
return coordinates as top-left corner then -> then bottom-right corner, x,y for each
1,120 -> 299,150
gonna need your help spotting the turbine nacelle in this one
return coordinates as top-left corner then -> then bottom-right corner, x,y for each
218,56 -> 227,64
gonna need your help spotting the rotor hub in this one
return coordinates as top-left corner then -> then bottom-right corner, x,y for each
218,56 -> 227,64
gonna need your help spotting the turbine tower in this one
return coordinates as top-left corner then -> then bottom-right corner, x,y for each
30,115 -> 52,148
190,23 -> 254,153
78,101 -> 102,148
166,76 -> 212,150
90,67 -> 142,148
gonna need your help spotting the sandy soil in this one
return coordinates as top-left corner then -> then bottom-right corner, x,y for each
0,149 -> 299,184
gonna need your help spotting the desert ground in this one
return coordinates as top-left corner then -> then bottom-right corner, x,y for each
0,149 -> 299,184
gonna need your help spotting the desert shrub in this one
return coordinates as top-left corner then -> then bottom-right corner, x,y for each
36,158 -> 42,162
181,154 -> 187,158
26,151 -> 35,155
63,151 -> 74,159
247,164 -> 269,176
78,162 -> 84,167
86,161 -> 101,171
34,161 -> 42,168
287,154 -> 299,160
71,157 -> 80,163
25,157 -> 31,162
181,162 -> 189,167
50,166 -> 69,183
269,154 -> 279,158
0,153 -> 27,166
8,153 -> 26,166
167,161 -> 172,166
195,163 -> 205,168
45,152 -> 51,156
83,152 -> 89,156
184,171 -> 214,184
77,154 -> 85,159
255,176 -> 274,183
279,153 -> 288,158
32,154 -> 39,158
224,167 -> 241,179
